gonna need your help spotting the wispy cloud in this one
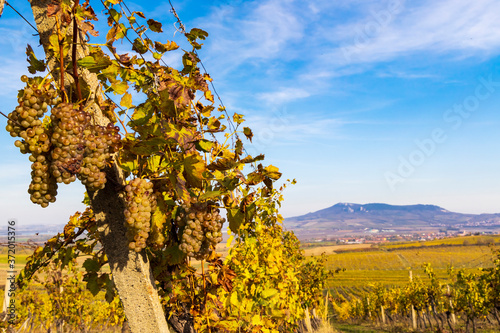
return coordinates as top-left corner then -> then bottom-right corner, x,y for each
0,58 -> 29,99
197,0 -> 304,74
376,70 -> 438,79
257,87 -> 310,106
245,113 -> 347,146
323,0 -> 500,67
193,0 -> 500,111
0,21 -> 41,100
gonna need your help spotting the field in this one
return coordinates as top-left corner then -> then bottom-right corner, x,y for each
3,236 -> 500,332
310,240 -> 500,332
320,243 -> 498,291
380,234 -> 500,249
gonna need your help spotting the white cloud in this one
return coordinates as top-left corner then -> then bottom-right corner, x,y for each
324,0 -> 500,66
197,0 -> 304,73
376,71 -> 438,79
245,113 -> 346,147
257,87 -> 310,105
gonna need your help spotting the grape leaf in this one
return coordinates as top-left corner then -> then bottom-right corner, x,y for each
111,81 -> 128,94
199,190 -> 222,201
194,139 -> 214,152
227,208 -> 244,233
262,288 -> 278,298
183,153 -> 205,187
154,41 -> 179,53
120,92 -> 133,109
147,19 -> 163,33
263,165 -> 281,180
26,45 -> 46,74
83,258 -> 100,272
243,127 -> 253,142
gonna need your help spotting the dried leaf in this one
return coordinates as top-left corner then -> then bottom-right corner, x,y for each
26,45 -> 46,74
79,21 -> 99,37
243,127 -> 253,142
47,3 -> 61,17
147,19 -> 163,33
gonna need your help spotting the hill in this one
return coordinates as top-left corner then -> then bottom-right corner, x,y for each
285,203 -> 500,237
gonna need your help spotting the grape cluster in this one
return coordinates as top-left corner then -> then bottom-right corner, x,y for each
5,75 -> 57,139
123,178 -> 157,252
6,76 -> 59,207
27,155 -> 58,208
177,198 -> 225,260
5,75 -> 122,208
50,103 -> 89,185
79,123 -> 121,191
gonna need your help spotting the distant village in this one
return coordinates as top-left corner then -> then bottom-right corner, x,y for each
318,229 -> 498,245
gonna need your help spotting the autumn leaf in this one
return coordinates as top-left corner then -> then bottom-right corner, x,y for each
233,113 -> 244,124
79,21 -> 99,37
111,81 -> 128,94
167,81 -> 194,108
263,165 -> 282,180
26,45 -> 46,74
132,37 -> 148,54
241,154 -> 265,164
183,153 -> 205,187
120,92 -> 133,109
147,19 -> 163,33
47,3 -> 61,17
154,41 -> 179,53
227,208 -> 245,234
83,258 -> 100,272
194,139 -> 214,152
243,127 -> 253,142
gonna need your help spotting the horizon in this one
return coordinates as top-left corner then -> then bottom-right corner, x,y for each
2,0 -> 500,225
12,201 -> 500,225
286,201 -> 499,218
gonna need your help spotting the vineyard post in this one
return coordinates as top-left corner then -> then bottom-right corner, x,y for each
367,297 -> 372,318
409,270 -> 417,330
381,305 -> 386,324
27,1 -> 170,332
2,275 -> 10,314
447,284 -> 456,325
324,292 -> 329,320
304,307 -> 313,332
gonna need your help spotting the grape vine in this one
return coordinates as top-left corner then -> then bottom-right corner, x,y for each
331,253 -> 500,332
5,0 -> 330,332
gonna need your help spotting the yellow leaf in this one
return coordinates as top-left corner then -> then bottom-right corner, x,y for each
262,288 -> 278,298
227,234 -> 234,248
204,89 -> 214,102
251,314 -> 263,326
183,153 -> 206,187
120,92 -> 133,109
111,81 -> 128,94
230,292 -> 239,307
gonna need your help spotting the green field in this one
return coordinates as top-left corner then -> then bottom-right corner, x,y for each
324,244 -> 498,290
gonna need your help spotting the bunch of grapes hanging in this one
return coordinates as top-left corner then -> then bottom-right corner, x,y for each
5,76 -> 122,207
176,197 -> 225,260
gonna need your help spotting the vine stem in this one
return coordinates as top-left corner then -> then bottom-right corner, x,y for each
201,259 -> 211,332
55,16 -> 67,102
115,111 -> 129,135
0,110 -> 23,127
71,0 -> 83,105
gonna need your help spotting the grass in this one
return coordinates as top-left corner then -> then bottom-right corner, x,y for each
332,322 -> 387,332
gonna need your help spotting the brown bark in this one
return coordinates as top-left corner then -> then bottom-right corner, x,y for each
29,1 -> 170,332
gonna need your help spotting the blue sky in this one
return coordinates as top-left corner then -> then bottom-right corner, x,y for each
2,0 -> 500,226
